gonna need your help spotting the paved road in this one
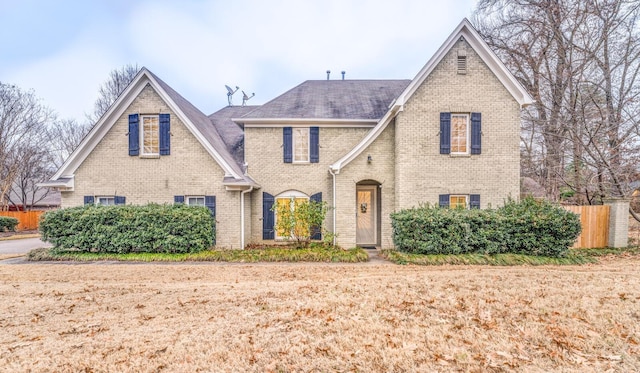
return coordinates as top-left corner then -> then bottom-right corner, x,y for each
0,238 -> 51,255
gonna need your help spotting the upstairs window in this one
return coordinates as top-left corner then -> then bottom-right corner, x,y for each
293,128 -> 310,162
451,114 -> 469,154
283,127 -> 319,163
142,115 -> 159,155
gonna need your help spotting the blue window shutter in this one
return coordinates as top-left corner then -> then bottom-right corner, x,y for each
205,196 -> 216,245
440,113 -> 451,154
310,192 -> 322,240
471,112 -> 481,155
174,195 -> 185,204
84,196 -> 94,205
159,113 -> 170,155
439,194 -> 450,208
310,127 -> 319,163
205,196 -> 216,217
263,192 -> 275,240
470,194 -> 480,209
114,196 -> 126,205
128,114 -> 139,156
283,127 -> 292,163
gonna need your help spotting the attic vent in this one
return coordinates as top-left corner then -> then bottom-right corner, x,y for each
457,50 -> 467,75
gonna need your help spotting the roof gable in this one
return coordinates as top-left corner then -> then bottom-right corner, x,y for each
51,68 -> 251,183
330,18 -> 534,173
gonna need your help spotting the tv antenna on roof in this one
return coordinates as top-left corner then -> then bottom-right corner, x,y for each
225,85 -> 239,106
242,91 -> 255,106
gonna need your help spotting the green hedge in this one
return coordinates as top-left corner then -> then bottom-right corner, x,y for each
40,204 -> 215,253
391,198 -> 581,257
0,216 -> 19,232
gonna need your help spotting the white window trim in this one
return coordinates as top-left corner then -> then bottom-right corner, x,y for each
292,127 -> 310,163
274,190 -> 309,240
186,196 -> 206,206
96,196 -> 115,206
141,114 -> 160,156
451,113 -> 470,155
449,194 -> 468,209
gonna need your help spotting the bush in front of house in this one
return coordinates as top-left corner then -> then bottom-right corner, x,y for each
39,203 -> 215,253
0,216 -> 19,232
391,197 -> 581,257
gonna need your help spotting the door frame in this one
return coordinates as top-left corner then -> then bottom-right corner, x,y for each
356,184 -> 378,246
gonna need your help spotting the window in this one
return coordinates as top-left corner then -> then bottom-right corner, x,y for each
293,128 -> 310,163
187,196 -> 205,206
142,115 -> 159,155
283,127 -> 319,163
97,196 -> 115,206
451,114 -> 469,154
449,195 -> 467,209
440,113 -> 481,155
274,191 -> 309,239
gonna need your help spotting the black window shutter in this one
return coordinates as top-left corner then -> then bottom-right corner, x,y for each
263,192 -> 275,239
470,194 -> 480,209
439,194 -> 450,208
283,127 -> 292,163
174,195 -> 185,204
128,114 -> 139,156
205,196 -> 216,217
310,192 -> 322,240
84,196 -> 95,205
471,112 -> 481,155
159,113 -> 170,155
205,196 -> 216,245
440,113 -> 451,154
114,196 -> 126,205
310,127 -> 319,163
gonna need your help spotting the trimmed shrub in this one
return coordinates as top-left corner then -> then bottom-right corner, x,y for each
0,216 -> 19,232
40,203 -> 215,253
391,198 -> 581,257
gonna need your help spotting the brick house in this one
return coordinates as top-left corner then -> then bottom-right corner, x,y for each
42,19 -> 533,249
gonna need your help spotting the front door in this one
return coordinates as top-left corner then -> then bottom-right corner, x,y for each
356,185 -> 377,246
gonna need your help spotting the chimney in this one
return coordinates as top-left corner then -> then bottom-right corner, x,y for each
341,71 -> 345,80
326,70 -> 331,80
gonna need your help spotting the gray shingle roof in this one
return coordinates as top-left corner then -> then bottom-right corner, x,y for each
147,70 -> 250,181
208,106 -> 258,167
240,80 -> 411,120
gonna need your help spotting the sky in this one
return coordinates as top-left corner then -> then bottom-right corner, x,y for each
0,0 -> 478,123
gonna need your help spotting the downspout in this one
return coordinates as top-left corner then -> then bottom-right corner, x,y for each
240,186 -> 253,249
329,168 -> 337,247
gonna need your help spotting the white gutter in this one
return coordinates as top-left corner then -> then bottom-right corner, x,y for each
240,186 -> 253,249
329,169 -> 337,247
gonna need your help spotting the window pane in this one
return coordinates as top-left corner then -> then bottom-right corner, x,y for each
188,197 -> 205,206
98,197 -> 115,206
293,128 -> 309,162
143,116 -> 159,154
449,195 -> 467,209
451,115 -> 468,153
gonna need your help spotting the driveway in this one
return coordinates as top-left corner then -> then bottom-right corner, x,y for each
0,238 -> 51,256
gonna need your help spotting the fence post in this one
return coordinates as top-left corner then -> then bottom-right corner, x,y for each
603,198 -> 630,248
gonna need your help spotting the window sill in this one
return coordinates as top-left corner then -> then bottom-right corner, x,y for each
449,154 -> 471,158
140,154 -> 160,159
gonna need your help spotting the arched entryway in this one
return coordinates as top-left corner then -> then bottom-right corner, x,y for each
356,180 -> 381,248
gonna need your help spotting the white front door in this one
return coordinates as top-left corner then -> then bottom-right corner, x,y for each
356,185 -> 377,246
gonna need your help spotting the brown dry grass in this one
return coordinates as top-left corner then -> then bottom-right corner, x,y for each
1,259 -> 639,372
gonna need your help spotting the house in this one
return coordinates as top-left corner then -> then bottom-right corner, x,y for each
41,19 -> 533,249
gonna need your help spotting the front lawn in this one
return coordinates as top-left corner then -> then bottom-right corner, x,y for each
27,246 -> 369,263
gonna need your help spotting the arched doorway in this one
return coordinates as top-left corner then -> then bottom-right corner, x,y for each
356,180 -> 381,248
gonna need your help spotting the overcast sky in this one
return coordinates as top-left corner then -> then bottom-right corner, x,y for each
1,0 -> 478,123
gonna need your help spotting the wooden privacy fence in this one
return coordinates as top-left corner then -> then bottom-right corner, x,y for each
0,211 -> 45,231
562,205 -> 610,248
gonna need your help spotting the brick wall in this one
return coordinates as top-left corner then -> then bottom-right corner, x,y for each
62,85 -> 243,248
394,38 -> 521,211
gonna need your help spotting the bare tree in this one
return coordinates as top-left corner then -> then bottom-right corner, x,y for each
47,118 -> 91,168
0,82 -> 53,210
6,145 -> 54,211
474,0 -> 640,208
89,63 -> 140,123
